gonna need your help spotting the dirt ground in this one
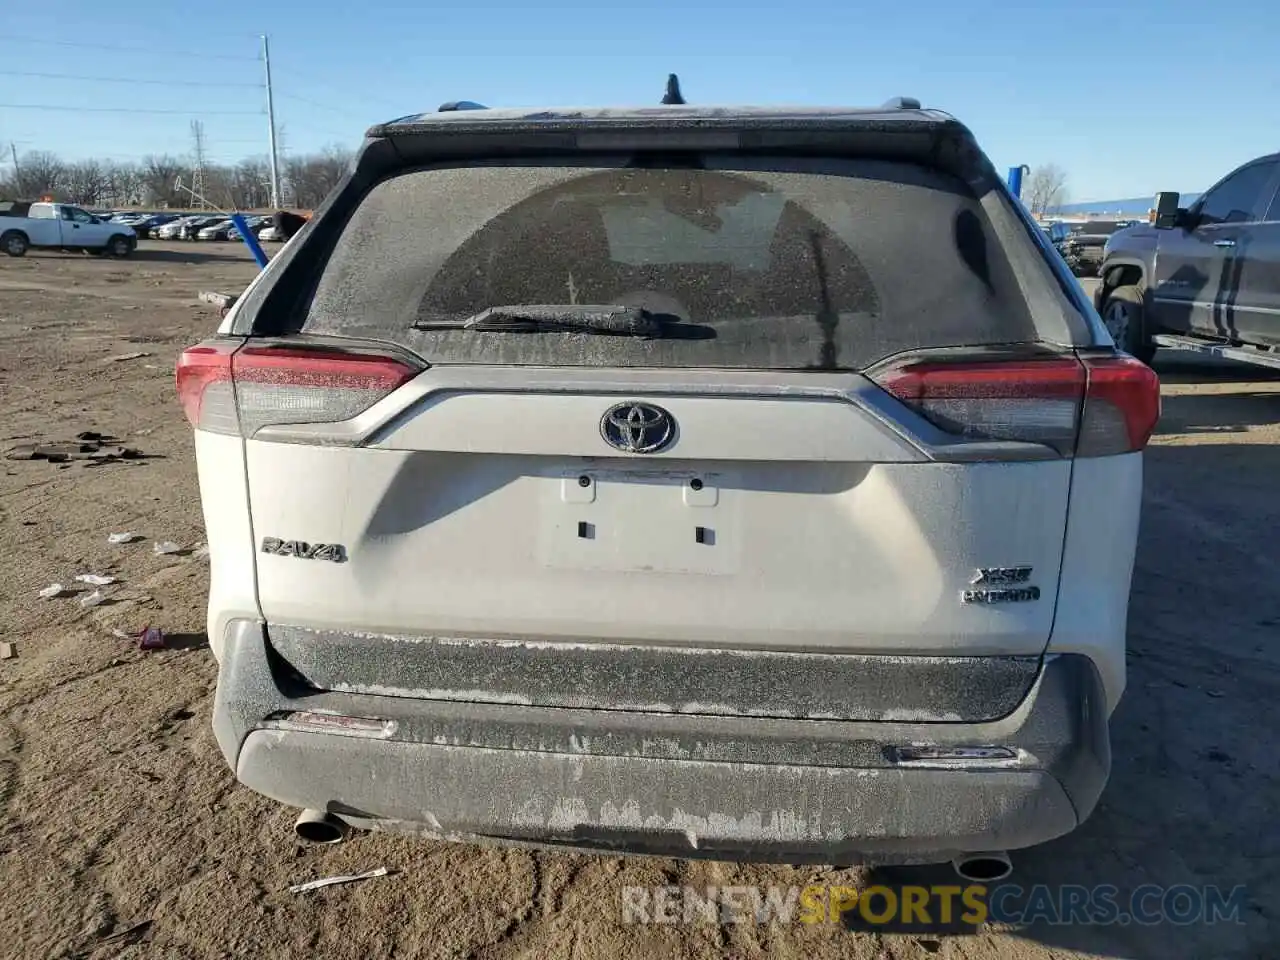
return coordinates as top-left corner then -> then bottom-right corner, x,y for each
1,245 -> 1277,960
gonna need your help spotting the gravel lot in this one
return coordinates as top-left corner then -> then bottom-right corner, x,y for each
1,246 -> 1277,959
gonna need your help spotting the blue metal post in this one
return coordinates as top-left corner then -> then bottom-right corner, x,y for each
230,212 -> 269,269
1007,165 -> 1025,199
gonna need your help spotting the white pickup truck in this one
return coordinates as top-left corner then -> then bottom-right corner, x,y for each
0,201 -> 137,258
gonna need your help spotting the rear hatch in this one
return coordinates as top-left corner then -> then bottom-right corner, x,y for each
181,114 -> 1156,721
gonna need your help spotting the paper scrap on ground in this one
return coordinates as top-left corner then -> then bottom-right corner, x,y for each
153,541 -> 181,556
108,532 -> 141,544
39,583 -> 66,599
80,590 -> 107,608
75,574 -> 117,586
288,867 -> 391,894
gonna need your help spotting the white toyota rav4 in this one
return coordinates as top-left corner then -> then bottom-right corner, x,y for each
177,96 -> 1159,871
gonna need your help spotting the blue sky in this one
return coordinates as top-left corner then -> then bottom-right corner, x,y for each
1,0 -> 1276,200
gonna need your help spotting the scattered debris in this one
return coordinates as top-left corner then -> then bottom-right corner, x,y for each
104,351 -> 151,363
39,583 -> 67,599
96,919 -> 152,947
80,590 -> 108,608
288,867 -> 391,894
198,290 -> 239,311
7,432 -> 141,464
112,628 -> 133,640
153,541 -> 181,556
192,543 -> 210,559
139,627 -> 165,651
75,573 -> 118,586
0,642 -> 15,660
108,531 -> 142,544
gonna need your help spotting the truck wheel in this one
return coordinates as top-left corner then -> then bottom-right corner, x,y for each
2,230 -> 29,257
107,235 -> 133,258
1101,285 -> 1156,365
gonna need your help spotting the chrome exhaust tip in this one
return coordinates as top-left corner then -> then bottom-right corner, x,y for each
294,809 -> 349,845
952,851 -> 1012,883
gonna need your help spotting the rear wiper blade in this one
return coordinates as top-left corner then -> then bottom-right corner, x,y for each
413,304 -> 712,338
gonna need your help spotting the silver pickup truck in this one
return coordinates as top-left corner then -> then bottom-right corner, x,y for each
0,201 -> 137,258
1096,152 -> 1280,365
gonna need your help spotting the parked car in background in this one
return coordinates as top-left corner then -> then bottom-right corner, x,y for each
196,219 -> 235,241
1057,221 -> 1138,277
1041,221 -> 1077,247
256,224 -> 284,242
0,200 -> 136,257
1097,152 -> 1280,364
227,216 -> 268,241
179,96 -> 1159,868
174,215 -> 223,240
157,216 -> 203,240
128,213 -> 180,238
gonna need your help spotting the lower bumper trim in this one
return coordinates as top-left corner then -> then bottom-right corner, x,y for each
214,620 -> 1110,862
239,728 -> 1078,863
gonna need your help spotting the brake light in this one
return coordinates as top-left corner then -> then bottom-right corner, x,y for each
873,356 -> 1086,454
176,341 -> 419,437
1077,354 -> 1161,456
871,353 -> 1159,457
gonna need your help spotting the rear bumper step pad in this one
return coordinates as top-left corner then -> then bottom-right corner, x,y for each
267,622 -> 1041,723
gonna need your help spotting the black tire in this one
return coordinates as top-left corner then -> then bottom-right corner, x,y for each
1101,284 -> 1156,365
2,230 -> 29,257
107,235 -> 133,258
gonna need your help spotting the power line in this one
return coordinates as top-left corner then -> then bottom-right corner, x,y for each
279,92 -> 374,122
272,68 -> 406,115
0,103 -> 262,115
0,34 -> 259,61
0,69 -> 260,88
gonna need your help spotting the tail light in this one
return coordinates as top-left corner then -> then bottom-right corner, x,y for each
871,353 -> 1159,457
176,341 -> 420,437
1077,354 -> 1161,455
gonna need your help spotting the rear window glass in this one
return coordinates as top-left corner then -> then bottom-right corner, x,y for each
303,156 -> 1055,370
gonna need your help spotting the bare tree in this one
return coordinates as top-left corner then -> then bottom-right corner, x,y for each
104,162 -> 145,206
63,160 -> 109,205
4,146 -> 354,210
233,157 -> 272,209
283,144 -> 353,209
1025,164 -> 1070,215
16,150 -> 65,198
140,155 -> 186,207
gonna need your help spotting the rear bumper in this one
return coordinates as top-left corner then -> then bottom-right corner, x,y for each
213,620 -> 1110,863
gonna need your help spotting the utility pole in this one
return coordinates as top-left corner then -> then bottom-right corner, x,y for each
261,34 -> 281,209
10,143 -> 21,196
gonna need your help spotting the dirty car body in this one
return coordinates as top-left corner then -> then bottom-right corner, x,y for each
178,102 -> 1159,864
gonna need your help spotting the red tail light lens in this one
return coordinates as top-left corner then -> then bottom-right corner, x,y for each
1077,354 -> 1161,456
175,341 -> 236,429
873,356 -> 1086,454
176,341 -> 419,437
872,353 -> 1159,457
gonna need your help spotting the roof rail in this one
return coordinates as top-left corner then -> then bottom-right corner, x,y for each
881,96 -> 922,110
438,100 -> 487,112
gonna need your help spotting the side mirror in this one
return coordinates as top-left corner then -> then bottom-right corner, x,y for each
1153,191 -> 1182,229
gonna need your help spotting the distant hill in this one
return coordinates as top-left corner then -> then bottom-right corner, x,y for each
1054,194 -> 1201,216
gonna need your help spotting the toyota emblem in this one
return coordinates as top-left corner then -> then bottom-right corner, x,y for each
600,402 -> 676,454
